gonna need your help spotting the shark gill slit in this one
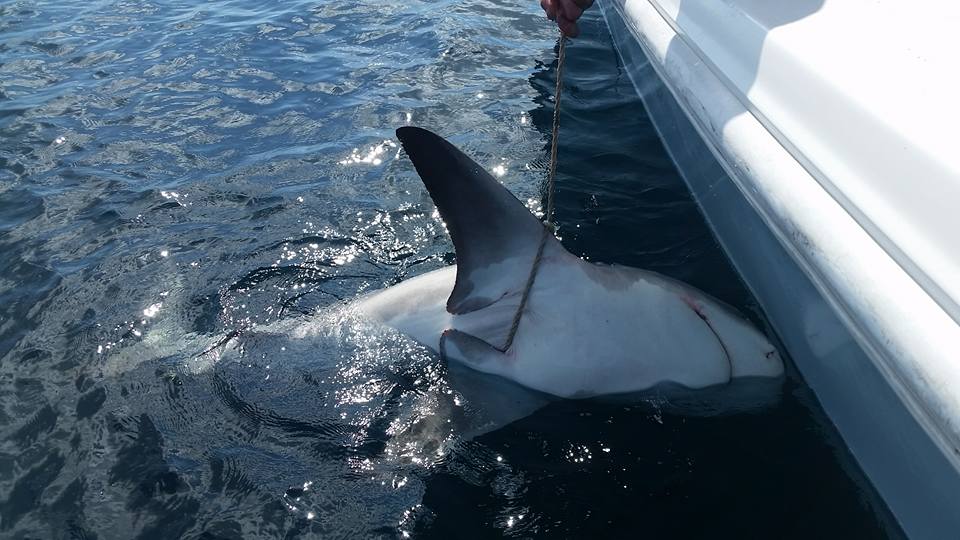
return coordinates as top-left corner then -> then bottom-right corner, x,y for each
689,307 -> 734,383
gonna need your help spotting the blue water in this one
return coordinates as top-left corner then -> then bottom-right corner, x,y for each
1,1 -> 902,538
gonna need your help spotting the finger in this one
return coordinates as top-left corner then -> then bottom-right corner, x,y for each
558,0 -> 584,21
540,0 -> 557,20
557,16 -> 579,37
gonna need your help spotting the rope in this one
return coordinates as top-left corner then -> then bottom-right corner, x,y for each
545,32 -> 566,227
498,33 -> 566,352
499,228 -> 550,351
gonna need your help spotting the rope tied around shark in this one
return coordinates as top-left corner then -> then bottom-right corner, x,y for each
499,33 -> 567,352
379,122 -> 784,394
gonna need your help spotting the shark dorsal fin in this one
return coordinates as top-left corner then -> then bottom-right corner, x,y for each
396,127 -> 550,314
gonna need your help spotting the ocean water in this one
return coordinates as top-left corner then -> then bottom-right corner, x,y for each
0,1 -> 903,538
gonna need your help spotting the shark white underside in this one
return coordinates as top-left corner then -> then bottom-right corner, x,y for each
357,127 -> 783,399
359,246 -> 782,398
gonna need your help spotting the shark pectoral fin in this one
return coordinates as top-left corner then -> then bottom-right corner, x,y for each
439,329 -> 507,369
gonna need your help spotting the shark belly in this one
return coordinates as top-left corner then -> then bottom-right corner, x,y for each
357,264 -> 525,353
502,263 -> 734,397
356,266 -> 455,349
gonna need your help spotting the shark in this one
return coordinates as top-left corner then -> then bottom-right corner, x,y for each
357,127 -> 783,399
97,126 -> 785,495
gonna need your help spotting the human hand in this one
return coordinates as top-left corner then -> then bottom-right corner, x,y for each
540,0 -> 594,37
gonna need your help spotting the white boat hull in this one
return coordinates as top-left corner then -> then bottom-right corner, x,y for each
598,1 -> 960,537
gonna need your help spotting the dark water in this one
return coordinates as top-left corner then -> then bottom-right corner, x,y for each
0,1 -> 903,538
